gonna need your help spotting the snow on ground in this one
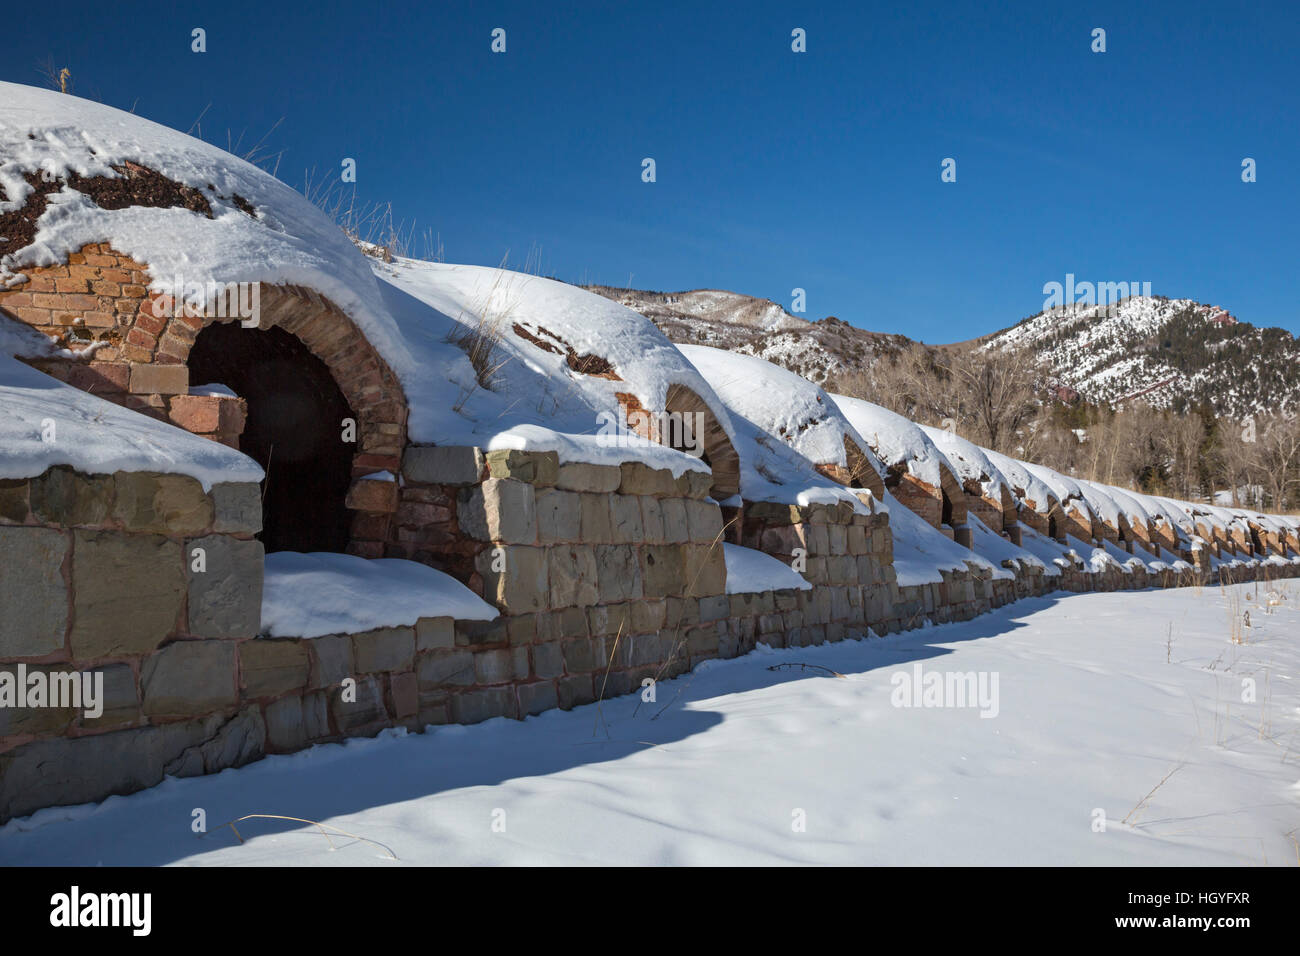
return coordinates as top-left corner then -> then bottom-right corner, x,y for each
260,552 -> 497,639
722,542 -> 812,593
4,582 -> 1296,867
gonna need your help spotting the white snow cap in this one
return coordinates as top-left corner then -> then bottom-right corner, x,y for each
375,259 -> 733,475
722,543 -> 812,594
830,393 -> 956,492
260,551 -> 497,639
664,349 -> 877,511
1021,461 -> 1095,521
980,446 -> 1060,516
917,425 -> 1013,505
677,344 -> 886,481
0,324 -> 262,489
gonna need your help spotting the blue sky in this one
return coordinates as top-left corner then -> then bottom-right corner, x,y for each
4,0 -> 1299,340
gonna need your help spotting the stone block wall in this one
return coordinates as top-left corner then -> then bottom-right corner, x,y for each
3,454 -> 1299,824
741,498 -> 895,642
389,448 -> 731,714
0,465 -> 263,820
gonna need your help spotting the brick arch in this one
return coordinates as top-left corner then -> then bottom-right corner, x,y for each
1007,485 -> 1060,541
836,436 -> 886,500
162,284 -> 410,557
997,484 -> 1017,532
188,283 -> 408,470
1148,515 -> 1179,554
936,461 -> 967,528
0,244 -> 409,556
661,383 -> 740,500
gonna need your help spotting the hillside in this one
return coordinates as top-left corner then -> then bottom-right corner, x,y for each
982,297 -> 1300,418
584,286 -> 910,384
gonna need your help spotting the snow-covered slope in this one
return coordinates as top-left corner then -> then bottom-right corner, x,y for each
589,287 -> 805,333
980,447 -> 1061,517
372,259 -> 734,474
882,488 -> 992,585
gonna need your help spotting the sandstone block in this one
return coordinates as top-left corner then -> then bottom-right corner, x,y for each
477,544 -> 548,612
29,467 -> 113,526
460,478 -> 536,543
210,481 -> 262,533
70,530 -> 183,659
536,487 -> 581,543
578,493 -> 613,541
329,675 -> 387,733
549,545 -> 599,608
517,681 -> 558,716
610,494 -> 644,543
309,634 -> 354,688
186,534 -> 263,639
556,462 -> 621,493
486,449 -> 558,486
415,616 -> 455,651
595,544 -> 643,602
418,650 -> 476,688
141,640 -> 237,716
450,686 -> 515,723
239,639 -> 309,698
113,472 -> 212,534
402,445 -> 485,485
618,462 -> 677,496
0,526 -> 68,657
352,627 -> 415,673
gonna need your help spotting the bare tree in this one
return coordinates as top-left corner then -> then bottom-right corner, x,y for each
932,345 -> 1041,453
1255,413 -> 1300,511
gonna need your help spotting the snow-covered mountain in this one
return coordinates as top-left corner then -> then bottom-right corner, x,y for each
981,297 -> 1300,417
584,286 -> 909,384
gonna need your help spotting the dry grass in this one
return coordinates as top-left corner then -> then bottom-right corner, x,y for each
1122,761 -> 1185,825
448,258 -> 522,411
37,57 -> 71,94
